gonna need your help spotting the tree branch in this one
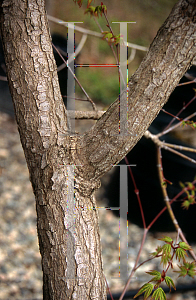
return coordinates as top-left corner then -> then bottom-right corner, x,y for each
74,0 -> 196,181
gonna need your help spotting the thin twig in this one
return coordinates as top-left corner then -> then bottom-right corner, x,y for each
67,110 -> 105,119
119,228 -> 148,300
103,11 -> 127,87
157,147 -> 196,260
163,95 -> 196,131
52,43 -> 97,111
48,15 -> 148,51
162,142 -> 196,154
162,145 -> 196,164
157,147 -> 182,234
93,16 -> 119,66
125,156 -> 146,229
104,275 -> 114,300
178,80 -> 196,86
145,130 -> 196,164
154,111 -> 196,137
95,12 -> 127,87
57,34 -> 88,71
147,179 -> 196,232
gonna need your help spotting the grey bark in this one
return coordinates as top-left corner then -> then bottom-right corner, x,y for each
0,0 -> 195,299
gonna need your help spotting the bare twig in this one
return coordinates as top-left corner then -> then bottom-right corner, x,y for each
52,43 -> 97,111
157,147 -> 196,260
119,228 -> 148,300
93,15 -> 119,65
125,156 -> 146,229
178,79 -> 196,86
57,34 -> 88,71
145,130 -> 196,164
104,275 -> 114,300
47,15 -> 148,51
162,95 -> 196,131
157,147 -> 183,234
161,144 -> 196,163
67,110 -> 105,119
153,112 -> 196,137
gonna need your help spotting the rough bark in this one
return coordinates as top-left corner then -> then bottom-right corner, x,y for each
0,0 -> 196,299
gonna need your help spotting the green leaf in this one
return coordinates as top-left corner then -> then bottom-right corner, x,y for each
176,261 -> 196,278
146,270 -> 161,283
102,31 -> 113,40
161,254 -> 171,267
146,270 -> 161,277
182,200 -> 191,209
165,276 -> 176,291
179,181 -> 185,189
175,248 -> 187,261
160,243 -> 171,267
134,283 -> 153,299
151,287 -> 167,300
178,241 -> 192,251
184,261 -> 196,278
181,121 -> 186,127
187,182 -> 195,190
90,3 -> 107,17
176,265 -> 188,277
159,236 -> 173,244
187,269 -> 196,278
162,243 -> 171,255
87,0 -> 93,7
151,246 -> 163,257
84,6 -> 96,16
181,120 -> 196,128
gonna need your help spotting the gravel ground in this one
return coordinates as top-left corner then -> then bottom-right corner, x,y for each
0,111 -> 196,300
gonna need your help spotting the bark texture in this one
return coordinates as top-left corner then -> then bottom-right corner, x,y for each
0,0 -> 196,299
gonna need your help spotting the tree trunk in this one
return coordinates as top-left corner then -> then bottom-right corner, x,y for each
0,0 -> 195,299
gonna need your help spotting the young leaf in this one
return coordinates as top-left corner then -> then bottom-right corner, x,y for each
165,276 -> 176,291
85,6 -> 96,16
188,268 -> 196,278
176,264 -> 188,277
151,245 -> 163,257
159,236 -> 173,244
181,120 -> 196,129
162,243 -> 172,255
187,261 -> 196,278
179,181 -> 185,189
151,287 -> 167,300
178,241 -> 192,251
182,199 -> 192,210
161,253 -> 171,267
176,261 -> 196,278
175,247 -> 187,261
102,31 -> 113,41
87,0 -> 93,8
146,270 -> 161,277
134,283 -> 154,299
187,182 -> 195,190
146,270 -> 161,283
160,243 -> 172,267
